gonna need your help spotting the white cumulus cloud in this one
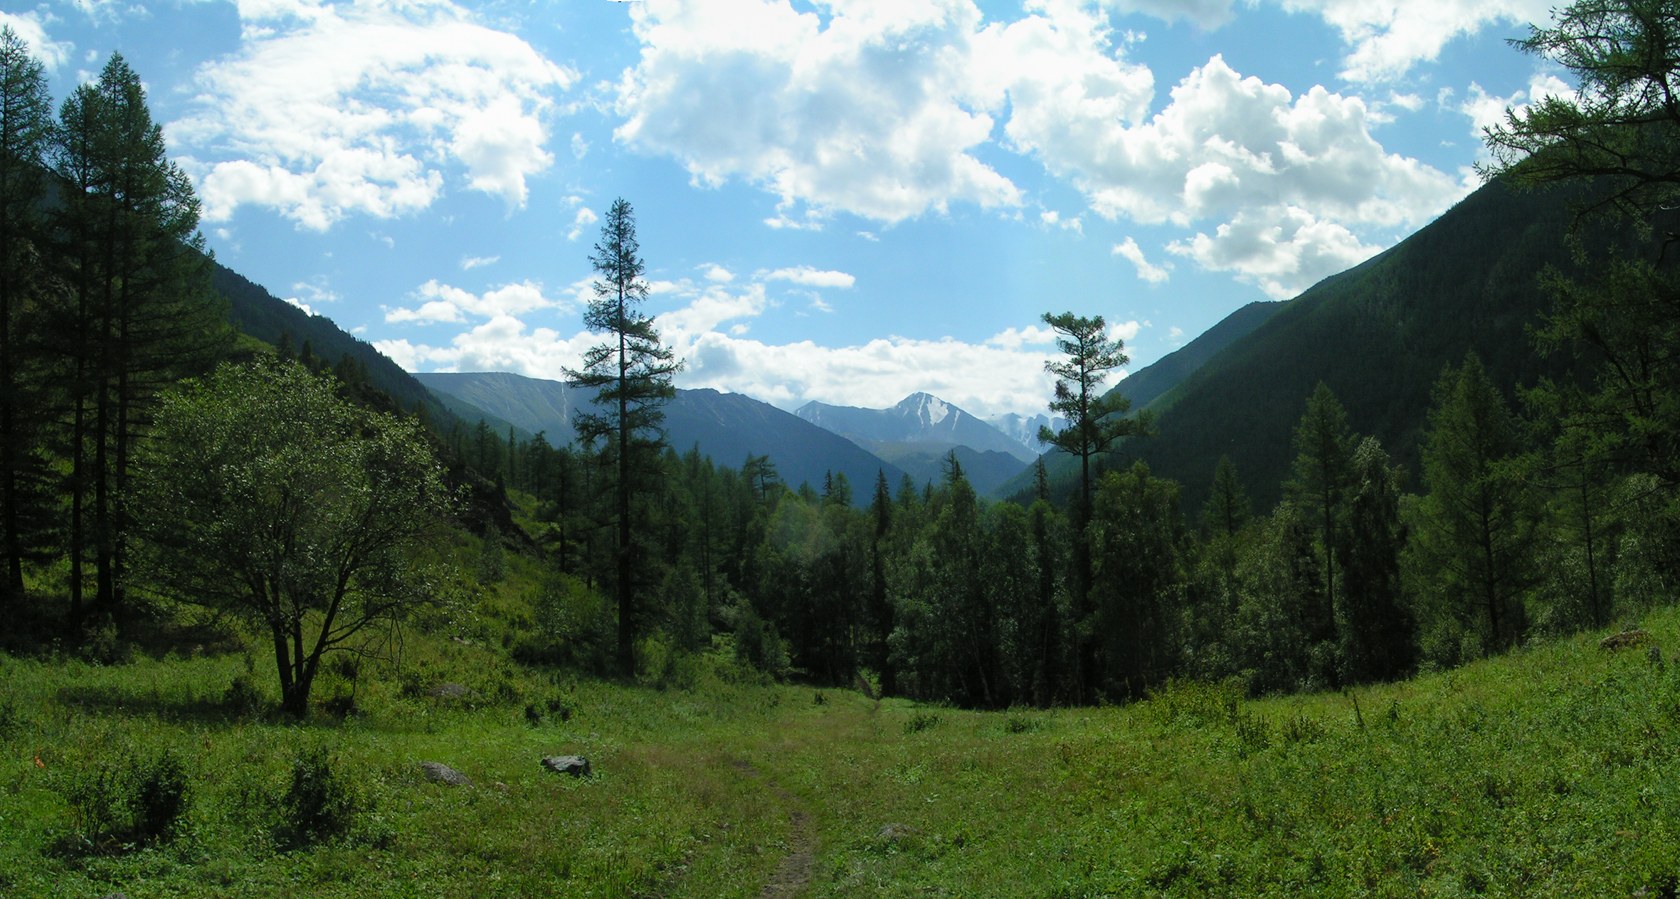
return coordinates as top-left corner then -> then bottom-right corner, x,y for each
0,12 -> 73,70
172,0 -> 577,230
1276,0 -> 1554,83
1168,205 -> 1381,298
615,0 -> 1021,224
763,266 -> 856,289
1113,237 -> 1170,284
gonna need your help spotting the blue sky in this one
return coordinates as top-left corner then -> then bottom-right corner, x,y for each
3,0 -> 1566,419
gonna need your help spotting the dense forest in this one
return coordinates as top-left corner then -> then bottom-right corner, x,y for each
2,0 -> 1680,723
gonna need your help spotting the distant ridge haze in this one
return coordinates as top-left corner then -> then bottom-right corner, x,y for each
414,372 -> 912,505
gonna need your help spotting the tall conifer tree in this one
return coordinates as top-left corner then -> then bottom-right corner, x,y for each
1416,353 -> 1539,652
0,28 -> 54,606
49,53 -> 224,628
566,198 -> 680,674
1038,311 -> 1146,700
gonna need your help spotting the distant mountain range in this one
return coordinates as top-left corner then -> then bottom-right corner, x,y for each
414,372 -> 911,505
987,412 -> 1066,455
794,393 -> 1036,496
797,393 -> 1035,462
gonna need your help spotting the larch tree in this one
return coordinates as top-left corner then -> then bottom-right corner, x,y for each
565,198 -> 680,674
1283,381 -> 1356,683
1482,0 -> 1680,235
1038,311 -> 1147,701
1485,0 -> 1680,564
49,53 -> 225,630
0,27 -> 55,607
1415,353 -> 1540,654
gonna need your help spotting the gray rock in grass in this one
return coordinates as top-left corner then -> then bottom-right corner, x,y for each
541,755 -> 592,778
421,761 -> 471,786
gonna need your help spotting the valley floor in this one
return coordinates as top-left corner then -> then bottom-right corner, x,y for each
5,609 -> 1680,897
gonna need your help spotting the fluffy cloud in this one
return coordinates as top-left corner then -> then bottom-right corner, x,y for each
990,46 -> 1463,292
1026,54 -> 1462,231
1168,206 -> 1381,298
763,266 -> 856,289
613,2 -> 1467,300
1113,237 -> 1170,284
383,279 -> 560,325
0,11 -> 73,70
566,206 -> 599,242
1459,72 -> 1573,141
679,331 -> 1064,419
1276,0 -> 1553,83
377,317 -> 597,382
381,260 -> 1099,417
615,0 -> 1020,224
172,0 -> 576,230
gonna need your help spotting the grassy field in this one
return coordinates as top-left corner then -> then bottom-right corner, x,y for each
5,605 -> 1680,897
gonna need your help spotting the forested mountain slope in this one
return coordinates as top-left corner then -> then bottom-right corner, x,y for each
1132,178 -> 1591,510
1116,300 -> 1280,411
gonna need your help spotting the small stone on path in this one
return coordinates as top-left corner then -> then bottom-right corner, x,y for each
542,755 -> 592,778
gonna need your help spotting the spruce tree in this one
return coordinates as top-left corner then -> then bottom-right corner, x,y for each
1336,437 -> 1415,683
1283,382 -> 1355,683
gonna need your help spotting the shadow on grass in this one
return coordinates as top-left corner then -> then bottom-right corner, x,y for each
54,682 -> 264,725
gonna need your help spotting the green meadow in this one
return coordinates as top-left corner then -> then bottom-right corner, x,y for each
5,605 -> 1680,898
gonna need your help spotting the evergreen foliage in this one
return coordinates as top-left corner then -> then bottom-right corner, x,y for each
565,198 -> 680,675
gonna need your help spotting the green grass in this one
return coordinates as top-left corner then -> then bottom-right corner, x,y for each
5,609 -> 1680,896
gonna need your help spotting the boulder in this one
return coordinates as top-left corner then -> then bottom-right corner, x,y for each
421,761 -> 470,786
1600,629 -> 1652,651
427,683 -> 473,700
541,755 -> 592,778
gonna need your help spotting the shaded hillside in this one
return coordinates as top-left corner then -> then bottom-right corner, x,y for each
213,263 -> 457,422
1115,300 -> 1280,410
415,373 -> 910,504
1136,178 -> 1593,512
665,389 -> 912,503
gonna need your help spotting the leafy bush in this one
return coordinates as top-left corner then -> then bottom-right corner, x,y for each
1002,714 -> 1043,734
132,751 -> 189,845
1143,678 -> 1242,729
0,697 -> 19,738
1233,711 -> 1270,757
57,750 -> 190,853
277,746 -> 357,849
